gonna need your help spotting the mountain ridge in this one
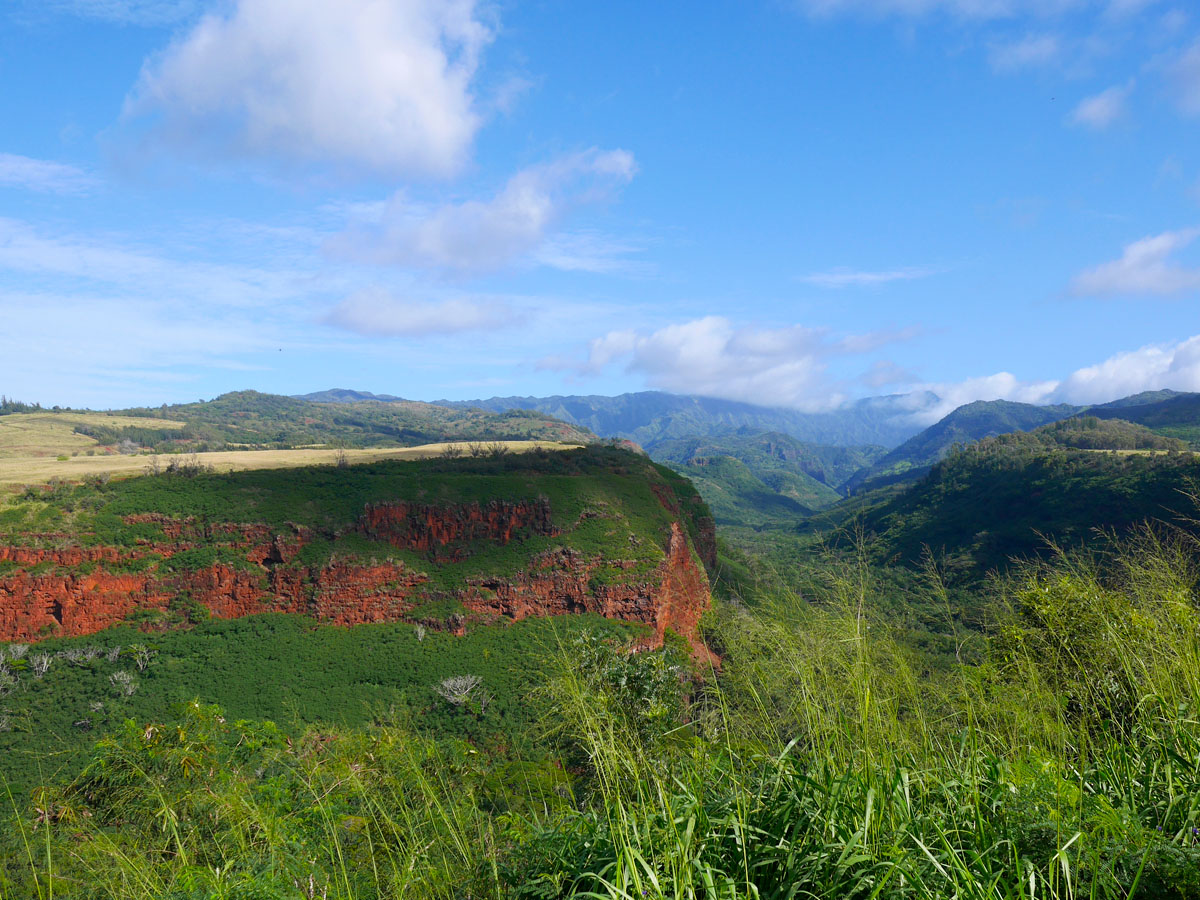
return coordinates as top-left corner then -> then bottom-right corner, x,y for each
298,388 -> 940,450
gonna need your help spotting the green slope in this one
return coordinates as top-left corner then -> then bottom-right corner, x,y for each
1090,391 -> 1200,445
73,390 -> 597,453
832,421 -> 1198,578
845,399 -> 1081,492
648,431 -> 886,528
670,456 -> 814,528
0,612 -> 647,794
0,446 -> 712,602
0,446 -> 712,791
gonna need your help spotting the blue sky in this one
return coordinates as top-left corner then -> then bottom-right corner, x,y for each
2,0 -> 1199,420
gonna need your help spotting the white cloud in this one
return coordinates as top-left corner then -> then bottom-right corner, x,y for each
989,34 -> 1061,71
124,0 -> 491,177
544,316 -> 916,411
909,373 -> 1059,423
794,0 -> 1086,20
1069,82 -> 1133,129
799,266 -> 937,288
324,288 -> 520,337
330,149 -> 637,273
532,231 -> 646,274
1169,39 -> 1200,116
0,153 -> 96,194
905,334 -> 1200,423
0,217 -> 315,307
1072,227 -> 1200,296
861,360 -> 919,388
1054,335 -> 1200,403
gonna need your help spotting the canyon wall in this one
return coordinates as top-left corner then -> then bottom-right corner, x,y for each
0,500 -> 712,647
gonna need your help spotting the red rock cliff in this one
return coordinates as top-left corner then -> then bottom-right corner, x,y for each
0,503 -> 710,648
361,498 -> 555,559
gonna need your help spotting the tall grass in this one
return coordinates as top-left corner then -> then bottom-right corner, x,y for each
513,527 -> 1200,899
2,527 -> 1199,898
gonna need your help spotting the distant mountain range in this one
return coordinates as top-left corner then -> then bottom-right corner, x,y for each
297,387 -> 1200,528
298,389 -> 939,450
845,389 -> 1195,492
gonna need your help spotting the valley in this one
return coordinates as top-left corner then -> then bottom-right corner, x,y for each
1,388 -> 1199,898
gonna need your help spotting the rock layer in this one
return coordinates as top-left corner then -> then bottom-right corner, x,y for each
361,498 -> 556,560
0,502 -> 711,647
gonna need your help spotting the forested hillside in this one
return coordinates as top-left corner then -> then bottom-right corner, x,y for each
108,391 -> 597,452
832,419 -> 1198,578
844,399 -> 1082,491
372,390 -> 936,449
650,432 -> 884,527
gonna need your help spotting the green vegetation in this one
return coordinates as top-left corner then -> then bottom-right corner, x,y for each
664,455 -> 816,527
1032,416 -> 1187,451
0,391 -> 596,458
846,399 -> 1080,492
1093,393 -> 1200,445
826,424 -> 1199,581
5,393 -> 1200,896
0,397 -> 42,416
0,612 -> 646,794
105,391 -> 598,452
650,431 -> 885,527
0,446 -> 709,597
2,525 -> 1198,898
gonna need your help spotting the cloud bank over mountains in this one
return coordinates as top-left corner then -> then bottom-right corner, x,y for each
542,312 -> 1200,423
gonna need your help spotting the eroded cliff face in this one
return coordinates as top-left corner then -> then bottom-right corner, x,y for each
0,499 -> 711,648
461,522 -> 707,644
361,498 -> 556,560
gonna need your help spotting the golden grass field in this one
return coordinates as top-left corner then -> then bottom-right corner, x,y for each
0,412 -> 581,489
0,412 -> 187,459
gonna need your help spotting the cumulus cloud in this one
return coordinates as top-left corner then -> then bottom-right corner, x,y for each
989,34 -> 1061,71
799,266 -> 937,288
0,153 -> 96,194
1054,335 -> 1200,403
1069,82 -> 1133,129
543,316 -> 916,411
324,288 -> 520,337
1072,227 -> 1200,296
330,149 -> 636,273
124,0 -> 491,177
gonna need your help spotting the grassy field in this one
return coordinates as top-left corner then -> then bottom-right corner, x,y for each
0,440 -> 582,489
0,412 -> 187,458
